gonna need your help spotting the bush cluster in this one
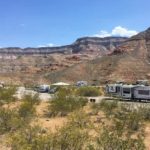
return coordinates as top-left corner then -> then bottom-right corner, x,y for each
18,94 -> 40,119
0,86 -> 16,105
47,88 -> 87,117
0,93 -> 40,135
76,86 -> 101,97
9,108 -> 146,150
0,108 -> 25,134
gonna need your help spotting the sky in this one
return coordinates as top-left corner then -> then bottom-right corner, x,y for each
0,0 -> 150,48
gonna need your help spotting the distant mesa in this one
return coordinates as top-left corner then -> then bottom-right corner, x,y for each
0,37 -> 127,56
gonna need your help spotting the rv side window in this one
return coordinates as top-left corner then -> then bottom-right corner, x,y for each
138,90 -> 149,95
123,88 -> 130,94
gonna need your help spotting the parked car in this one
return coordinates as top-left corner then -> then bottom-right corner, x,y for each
76,81 -> 88,87
37,85 -> 50,93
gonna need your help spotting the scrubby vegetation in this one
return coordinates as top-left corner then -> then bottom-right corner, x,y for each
9,106 -> 146,150
47,88 -> 87,117
18,94 -> 39,118
76,86 -> 102,97
0,86 -> 150,150
0,90 -> 40,136
0,86 -> 16,105
0,108 -> 25,134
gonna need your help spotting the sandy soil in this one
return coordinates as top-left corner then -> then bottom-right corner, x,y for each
144,123 -> 150,150
33,101 -> 67,132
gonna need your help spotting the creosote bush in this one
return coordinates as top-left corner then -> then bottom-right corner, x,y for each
9,105 -> 146,150
0,85 -> 148,150
10,126 -> 52,150
67,109 -> 92,129
0,108 -> 25,134
0,86 -> 16,105
18,94 -> 40,119
139,106 -> 150,121
91,99 -> 118,117
95,126 -> 145,150
47,88 -> 87,117
76,86 -> 100,97
10,110 -> 91,150
21,94 -> 40,105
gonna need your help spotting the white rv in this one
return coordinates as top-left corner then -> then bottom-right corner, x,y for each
133,86 -> 150,100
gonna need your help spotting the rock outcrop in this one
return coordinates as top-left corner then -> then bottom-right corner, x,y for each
0,37 -> 127,56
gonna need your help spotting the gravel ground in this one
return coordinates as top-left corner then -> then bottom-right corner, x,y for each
15,87 -> 52,101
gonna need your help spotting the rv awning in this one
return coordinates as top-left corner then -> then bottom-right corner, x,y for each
51,82 -> 70,86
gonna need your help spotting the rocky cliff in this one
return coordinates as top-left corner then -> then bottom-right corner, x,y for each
1,27 -> 150,85
0,37 -> 127,56
45,27 -> 150,84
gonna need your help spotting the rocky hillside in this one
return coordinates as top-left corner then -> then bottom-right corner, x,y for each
45,27 -> 150,84
0,37 -> 127,84
1,27 -> 150,85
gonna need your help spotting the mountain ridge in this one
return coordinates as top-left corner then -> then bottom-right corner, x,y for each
1,27 -> 150,85
0,37 -> 127,55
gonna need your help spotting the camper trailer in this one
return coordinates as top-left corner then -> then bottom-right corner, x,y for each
106,83 -> 123,96
133,86 -> 150,100
106,81 -> 150,101
121,85 -> 137,99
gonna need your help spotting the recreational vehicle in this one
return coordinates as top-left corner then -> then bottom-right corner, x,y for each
106,81 -> 150,101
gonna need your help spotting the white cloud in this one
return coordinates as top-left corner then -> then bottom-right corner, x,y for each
37,43 -> 56,47
94,30 -> 111,38
94,26 -> 138,38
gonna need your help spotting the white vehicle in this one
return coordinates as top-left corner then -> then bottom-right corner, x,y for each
133,86 -> 150,100
106,83 -> 123,96
106,81 -> 150,101
121,85 -> 137,99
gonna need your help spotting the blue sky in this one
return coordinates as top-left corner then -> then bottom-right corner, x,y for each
0,0 -> 150,47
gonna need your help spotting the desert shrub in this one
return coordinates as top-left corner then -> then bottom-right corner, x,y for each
95,126 -> 145,150
0,108 -> 25,134
56,124 -> 89,150
10,123 -> 89,150
21,94 -> 40,105
76,86 -> 100,97
114,108 -> 143,132
91,99 -> 118,117
18,102 -> 36,119
47,89 -> 87,117
10,127 -> 89,150
127,110 -> 143,131
139,106 -> 150,121
0,86 -> 16,104
9,104 -> 146,150
10,126 -> 56,150
67,109 -> 91,129
18,94 -> 39,119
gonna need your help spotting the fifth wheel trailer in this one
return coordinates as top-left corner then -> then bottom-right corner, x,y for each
106,83 -> 150,101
